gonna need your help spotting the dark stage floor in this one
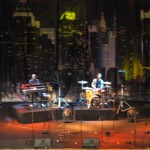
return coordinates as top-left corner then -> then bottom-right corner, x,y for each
0,100 -> 150,149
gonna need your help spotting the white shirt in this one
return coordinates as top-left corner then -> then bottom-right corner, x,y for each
91,78 -> 104,89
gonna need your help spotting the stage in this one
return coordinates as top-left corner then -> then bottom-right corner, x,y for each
0,100 -> 150,149
9,103 -> 117,123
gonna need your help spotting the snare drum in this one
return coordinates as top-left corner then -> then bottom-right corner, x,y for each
93,88 -> 102,95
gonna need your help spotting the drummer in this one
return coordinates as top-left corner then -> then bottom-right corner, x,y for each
91,73 -> 104,89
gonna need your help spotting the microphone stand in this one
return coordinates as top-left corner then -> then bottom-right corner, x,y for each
25,99 -> 35,147
117,85 -> 138,148
79,83 -> 85,104
133,113 -> 137,148
53,84 -> 69,108
116,85 -> 132,114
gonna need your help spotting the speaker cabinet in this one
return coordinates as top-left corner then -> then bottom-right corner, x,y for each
82,138 -> 99,148
34,138 -> 51,148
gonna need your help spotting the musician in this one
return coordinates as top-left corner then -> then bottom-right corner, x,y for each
91,73 -> 104,89
29,74 -> 40,84
88,73 -> 104,108
28,74 -> 42,105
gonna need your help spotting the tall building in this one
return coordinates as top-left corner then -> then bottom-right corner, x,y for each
0,29 -> 14,91
140,10 -> 150,89
12,0 -> 41,82
140,10 -> 150,67
88,13 -> 116,80
57,14 -> 88,73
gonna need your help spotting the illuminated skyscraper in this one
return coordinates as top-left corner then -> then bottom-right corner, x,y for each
140,10 -> 150,88
12,0 -> 41,82
140,10 -> 150,67
88,13 -> 116,80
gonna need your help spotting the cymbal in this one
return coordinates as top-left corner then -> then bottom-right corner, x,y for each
82,87 -> 92,90
104,86 -> 111,88
104,81 -> 112,85
78,80 -> 88,84
93,88 -> 101,90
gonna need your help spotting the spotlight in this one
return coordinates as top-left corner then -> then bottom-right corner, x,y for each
127,107 -> 138,122
62,106 -> 73,121
127,107 -> 137,116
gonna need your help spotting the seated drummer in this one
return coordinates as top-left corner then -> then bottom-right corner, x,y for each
91,73 -> 104,89
87,73 -> 104,108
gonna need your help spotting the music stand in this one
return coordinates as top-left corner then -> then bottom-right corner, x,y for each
53,84 -> 69,108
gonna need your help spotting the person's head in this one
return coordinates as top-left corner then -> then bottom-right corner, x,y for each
97,73 -> 102,79
31,74 -> 36,79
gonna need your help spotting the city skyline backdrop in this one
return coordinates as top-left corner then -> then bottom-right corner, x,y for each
0,0 -> 150,96
1,0 -> 150,28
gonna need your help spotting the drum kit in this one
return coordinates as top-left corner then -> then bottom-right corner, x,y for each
78,80 -> 112,108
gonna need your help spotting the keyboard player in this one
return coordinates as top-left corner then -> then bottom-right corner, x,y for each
29,74 -> 40,84
28,74 -> 43,105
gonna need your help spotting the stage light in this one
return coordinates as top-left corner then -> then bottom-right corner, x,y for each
127,107 -> 138,122
62,106 -> 72,121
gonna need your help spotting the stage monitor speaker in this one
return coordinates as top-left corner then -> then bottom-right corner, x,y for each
82,138 -> 99,149
34,138 -> 51,148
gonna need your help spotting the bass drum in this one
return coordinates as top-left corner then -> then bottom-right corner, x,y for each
85,90 -> 93,100
89,95 -> 100,108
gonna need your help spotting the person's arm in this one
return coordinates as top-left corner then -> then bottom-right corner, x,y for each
29,79 -> 32,84
36,79 -> 40,84
100,79 -> 104,88
91,79 -> 96,88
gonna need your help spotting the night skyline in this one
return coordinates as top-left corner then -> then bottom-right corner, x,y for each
0,1 -> 150,149
1,0 -> 149,28
0,0 -> 150,92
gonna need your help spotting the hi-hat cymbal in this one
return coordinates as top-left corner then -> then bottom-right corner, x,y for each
104,81 -> 112,85
104,85 -> 111,88
78,80 -> 88,84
